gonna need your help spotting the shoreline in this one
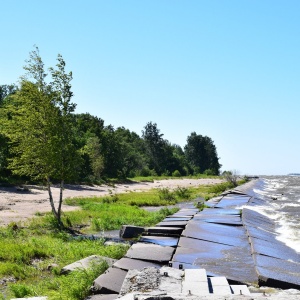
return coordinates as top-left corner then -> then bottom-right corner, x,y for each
0,178 -> 224,226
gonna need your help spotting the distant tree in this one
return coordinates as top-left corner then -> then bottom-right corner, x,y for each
0,84 -> 18,105
142,122 -> 166,175
1,47 -> 79,227
82,136 -> 104,180
184,132 -> 221,175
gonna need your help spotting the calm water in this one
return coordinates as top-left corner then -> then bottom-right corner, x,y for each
244,176 -> 300,254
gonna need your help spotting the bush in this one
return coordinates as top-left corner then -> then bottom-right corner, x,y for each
157,188 -> 176,202
172,170 -> 181,177
174,186 -> 191,199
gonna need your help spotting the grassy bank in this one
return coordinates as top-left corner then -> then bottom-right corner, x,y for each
0,180 -> 241,299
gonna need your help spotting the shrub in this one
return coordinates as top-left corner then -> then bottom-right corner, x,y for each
172,170 -> 181,177
174,186 -> 191,199
157,188 -> 176,202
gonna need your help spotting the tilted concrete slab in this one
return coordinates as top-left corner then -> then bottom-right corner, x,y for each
256,265 -> 300,289
214,197 -> 250,209
174,238 -> 257,285
246,225 -> 278,243
119,225 -> 145,238
93,267 -> 128,294
242,208 -> 275,231
61,255 -> 116,274
125,243 -> 175,262
113,257 -> 162,271
139,235 -> 179,247
253,254 -> 300,274
156,220 -> 189,228
249,236 -> 299,262
201,208 -> 241,215
182,221 -> 248,246
146,226 -> 183,236
193,214 -> 242,226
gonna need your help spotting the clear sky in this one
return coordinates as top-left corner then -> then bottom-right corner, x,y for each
1,0 -> 300,176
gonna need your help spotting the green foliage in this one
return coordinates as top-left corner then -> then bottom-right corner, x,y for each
184,132 -> 221,175
172,170 -> 181,177
174,186 -> 192,199
157,188 -> 176,202
208,182 -> 234,194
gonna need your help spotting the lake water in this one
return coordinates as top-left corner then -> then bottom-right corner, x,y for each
242,175 -> 300,254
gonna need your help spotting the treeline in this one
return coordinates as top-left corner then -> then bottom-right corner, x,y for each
0,51 -> 221,184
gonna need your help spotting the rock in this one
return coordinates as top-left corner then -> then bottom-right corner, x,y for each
61,255 -> 116,274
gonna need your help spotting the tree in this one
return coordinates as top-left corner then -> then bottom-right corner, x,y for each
142,122 -> 166,175
184,132 -> 221,175
1,47 -> 79,227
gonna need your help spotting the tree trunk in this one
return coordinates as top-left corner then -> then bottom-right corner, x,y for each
46,176 -> 63,228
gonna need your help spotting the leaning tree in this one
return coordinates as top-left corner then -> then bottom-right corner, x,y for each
1,47 -> 79,227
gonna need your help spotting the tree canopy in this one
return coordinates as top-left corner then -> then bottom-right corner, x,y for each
0,48 -> 222,193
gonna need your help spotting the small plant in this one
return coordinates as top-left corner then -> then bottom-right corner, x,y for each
157,188 -> 176,202
174,186 -> 191,199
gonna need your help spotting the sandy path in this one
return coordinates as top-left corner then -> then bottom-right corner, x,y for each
0,178 -> 224,226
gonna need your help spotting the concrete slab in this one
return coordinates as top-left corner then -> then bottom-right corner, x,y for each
193,214 -> 242,226
93,267 -> 128,293
201,208 -> 241,215
184,269 -> 207,282
174,238 -> 257,285
209,276 -> 232,295
182,269 -> 211,295
125,243 -> 175,262
182,281 -> 210,296
61,255 -> 116,274
230,285 -> 251,295
119,268 -> 159,296
215,197 -> 250,208
182,221 -> 247,246
139,235 -> 179,247
242,208 -> 275,231
250,236 -> 299,262
113,257 -> 162,271
253,253 -> 300,274
159,266 -> 184,293
85,294 -> 118,300
246,225 -> 278,243
146,226 -> 183,236
256,265 -> 300,289
156,221 -> 188,228
119,225 -> 145,238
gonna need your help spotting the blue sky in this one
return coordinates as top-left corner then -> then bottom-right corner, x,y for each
1,1 -> 300,175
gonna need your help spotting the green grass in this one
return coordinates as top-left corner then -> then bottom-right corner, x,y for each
0,178 -> 239,299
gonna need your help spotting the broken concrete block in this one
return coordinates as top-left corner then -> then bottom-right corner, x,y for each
125,243 -> 175,262
61,255 -> 116,274
119,268 -> 160,296
93,267 -> 128,293
119,225 -> 145,238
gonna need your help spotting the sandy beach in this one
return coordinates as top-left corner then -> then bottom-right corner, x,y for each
0,178 -> 224,226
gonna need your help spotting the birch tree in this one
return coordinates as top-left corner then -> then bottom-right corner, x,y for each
1,47 -> 79,227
